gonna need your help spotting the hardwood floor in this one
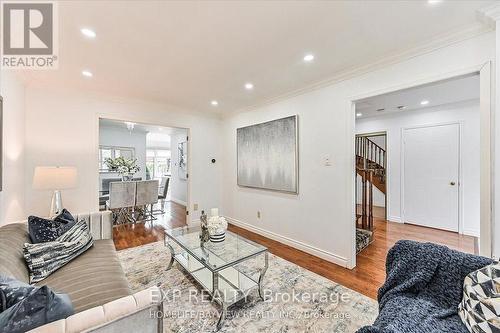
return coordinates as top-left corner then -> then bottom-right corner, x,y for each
229,218 -> 475,299
113,202 -> 476,300
113,201 -> 186,250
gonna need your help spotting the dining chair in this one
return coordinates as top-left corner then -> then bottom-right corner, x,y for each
107,181 -> 137,224
154,176 -> 170,215
135,180 -> 159,222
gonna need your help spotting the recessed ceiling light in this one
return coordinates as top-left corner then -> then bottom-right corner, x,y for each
244,83 -> 254,90
211,100 -> 218,106
376,108 -> 385,112
80,28 -> 96,38
397,105 -> 407,110
303,54 -> 315,62
427,0 -> 442,4
81,70 -> 93,78
356,113 -> 362,117
420,100 -> 430,106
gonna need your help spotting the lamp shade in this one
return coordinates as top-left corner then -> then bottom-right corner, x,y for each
33,166 -> 78,190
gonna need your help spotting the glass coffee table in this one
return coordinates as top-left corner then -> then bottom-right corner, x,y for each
164,225 -> 269,330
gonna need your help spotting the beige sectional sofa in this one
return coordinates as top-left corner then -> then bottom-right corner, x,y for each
0,211 -> 163,333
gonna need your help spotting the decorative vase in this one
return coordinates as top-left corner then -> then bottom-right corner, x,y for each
121,173 -> 134,181
210,231 -> 226,243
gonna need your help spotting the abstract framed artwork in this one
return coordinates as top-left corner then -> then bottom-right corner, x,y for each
237,115 -> 298,193
178,141 -> 188,180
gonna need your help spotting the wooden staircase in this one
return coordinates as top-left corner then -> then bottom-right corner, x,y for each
355,136 -> 386,232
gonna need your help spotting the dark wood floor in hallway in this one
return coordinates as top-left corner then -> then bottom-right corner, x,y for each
113,202 -> 476,299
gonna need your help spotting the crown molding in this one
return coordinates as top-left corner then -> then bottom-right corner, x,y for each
477,3 -> 500,28
224,22 -> 492,118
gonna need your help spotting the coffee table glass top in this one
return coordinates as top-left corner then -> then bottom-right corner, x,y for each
165,225 -> 267,271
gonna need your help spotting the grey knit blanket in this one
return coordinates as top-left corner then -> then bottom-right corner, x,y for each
357,240 -> 493,333
23,220 -> 94,283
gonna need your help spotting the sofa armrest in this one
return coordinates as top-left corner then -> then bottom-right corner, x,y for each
28,286 -> 163,333
75,211 -> 113,240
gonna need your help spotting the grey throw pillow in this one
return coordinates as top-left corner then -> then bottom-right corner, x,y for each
0,275 -> 73,332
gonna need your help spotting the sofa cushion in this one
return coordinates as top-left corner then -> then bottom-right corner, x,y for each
459,262 -> 500,333
35,240 -> 131,313
24,220 -> 95,283
0,275 -> 73,333
28,211 -> 76,244
0,223 -> 30,284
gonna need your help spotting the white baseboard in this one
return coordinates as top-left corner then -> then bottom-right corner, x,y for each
169,198 -> 187,207
387,216 -> 401,223
462,228 -> 480,237
225,216 -> 349,268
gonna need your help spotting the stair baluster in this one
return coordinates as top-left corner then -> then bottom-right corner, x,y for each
355,135 -> 385,232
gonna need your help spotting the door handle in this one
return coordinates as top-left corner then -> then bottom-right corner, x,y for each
450,182 -> 456,186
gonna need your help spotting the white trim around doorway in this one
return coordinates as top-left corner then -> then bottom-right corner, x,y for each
348,62 -> 492,269
94,115 -> 192,224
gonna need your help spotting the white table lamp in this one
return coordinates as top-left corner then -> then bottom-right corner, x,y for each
33,166 -> 78,217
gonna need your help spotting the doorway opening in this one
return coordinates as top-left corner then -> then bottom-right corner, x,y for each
353,73 -> 481,258
98,118 -> 189,249
355,132 -> 387,253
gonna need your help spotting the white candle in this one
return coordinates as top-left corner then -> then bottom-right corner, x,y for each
210,208 -> 219,217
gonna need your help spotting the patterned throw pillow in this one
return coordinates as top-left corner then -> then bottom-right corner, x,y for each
0,275 -> 73,333
24,220 -> 94,283
0,288 -> 5,312
28,209 -> 77,243
459,262 -> 500,333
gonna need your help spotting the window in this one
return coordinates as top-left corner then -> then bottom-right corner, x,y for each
99,146 -> 135,172
146,149 -> 171,179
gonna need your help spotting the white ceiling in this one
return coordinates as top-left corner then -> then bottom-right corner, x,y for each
21,0 -> 493,114
355,73 -> 480,119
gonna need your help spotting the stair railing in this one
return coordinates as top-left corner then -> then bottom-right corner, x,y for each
357,169 -> 374,231
355,136 -> 386,169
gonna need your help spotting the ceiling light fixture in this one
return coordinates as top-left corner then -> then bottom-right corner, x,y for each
303,54 -> 315,62
397,105 -> 407,110
211,100 -> 219,106
376,108 -> 385,112
81,70 -> 93,78
427,0 -> 442,4
356,113 -> 362,117
420,100 -> 430,106
80,28 -> 96,38
244,83 -> 254,90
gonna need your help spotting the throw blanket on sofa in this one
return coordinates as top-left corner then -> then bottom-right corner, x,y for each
23,220 -> 94,283
357,240 -> 493,333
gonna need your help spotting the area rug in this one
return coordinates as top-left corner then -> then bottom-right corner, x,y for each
356,229 -> 373,254
117,241 -> 378,332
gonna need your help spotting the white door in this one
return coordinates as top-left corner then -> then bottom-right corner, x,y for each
403,123 -> 459,232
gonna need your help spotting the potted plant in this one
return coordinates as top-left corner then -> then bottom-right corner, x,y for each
104,156 -> 140,181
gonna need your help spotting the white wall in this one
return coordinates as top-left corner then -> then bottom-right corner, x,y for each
356,100 -> 480,236
0,72 -> 26,224
99,125 -> 148,182
222,32 -> 494,267
24,87 -> 222,221
170,131 -> 188,205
